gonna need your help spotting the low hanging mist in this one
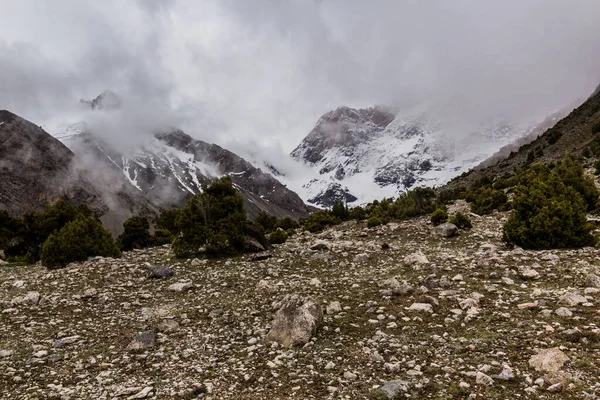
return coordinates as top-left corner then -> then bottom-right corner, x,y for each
1,0 -> 599,169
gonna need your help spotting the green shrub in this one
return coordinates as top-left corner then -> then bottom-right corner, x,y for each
255,211 -> 278,232
275,217 -> 300,231
118,216 -> 152,251
503,167 -> 596,249
173,177 -> 248,258
430,208 -> 448,226
348,206 -> 367,221
300,210 -> 340,233
367,216 -> 383,228
449,212 -> 472,229
41,216 -> 120,269
152,229 -> 174,246
391,187 -> 437,220
269,229 -> 288,244
592,121 -> 600,134
466,187 -> 508,215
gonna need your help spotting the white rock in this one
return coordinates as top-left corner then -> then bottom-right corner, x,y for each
326,301 -> 342,315
0,350 -> 13,358
529,348 -> 570,373
127,386 -> 153,399
475,371 -> 494,386
168,281 -> 193,292
554,307 -> 572,317
403,251 -> 430,267
407,303 -> 433,314
518,266 -> 540,280
558,292 -> 587,307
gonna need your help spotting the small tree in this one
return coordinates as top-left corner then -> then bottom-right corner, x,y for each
430,208 -> 448,226
331,201 -> 350,220
155,208 -> 181,235
173,177 -> 248,257
152,229 -> 174,246
118,216 -> 152,251
41,216 -> 120,269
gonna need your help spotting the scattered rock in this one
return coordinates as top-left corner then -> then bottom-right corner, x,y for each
127,386 -> 153,399
353,253 -> 369,263
157,319 -> 179,333
0,350 -> 13,358
249,253 -> 272,262
407,303 -> 433,314
265,294 -> 323,348
126,331 -> 156,351
379,380 -> 410,398
547,383 -> 563,392
554,307 -> 573,317
326,301 -> 342,315
518,266 -> 540,280
403,251 -> 429,267
476,371 -> 494,386
168,281 -> 193,292
147,265 -> 174,279
52,335 -> 81,348
380,278 -> 414,296
310,241 -> 329,251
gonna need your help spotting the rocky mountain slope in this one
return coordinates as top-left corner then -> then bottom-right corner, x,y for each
0,110 -> 103,215
0,110 -> 161,235
447,87 -> 600,190
291,105 -> 546,207
1,204 -> 599,399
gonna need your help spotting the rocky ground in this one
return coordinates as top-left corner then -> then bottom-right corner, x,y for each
1,202 -> 600,399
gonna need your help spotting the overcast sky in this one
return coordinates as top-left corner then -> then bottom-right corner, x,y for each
1,0 -> 600,153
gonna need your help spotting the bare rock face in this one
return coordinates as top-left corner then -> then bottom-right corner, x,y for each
265,294 -> 323,348
529,348 -> 570,373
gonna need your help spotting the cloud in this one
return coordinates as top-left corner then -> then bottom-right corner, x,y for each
1,0 -> 600,155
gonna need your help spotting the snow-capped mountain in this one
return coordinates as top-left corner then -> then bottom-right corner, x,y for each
55,90 -> 310,220
290,105 -> 543,207
63,129 -> 310,219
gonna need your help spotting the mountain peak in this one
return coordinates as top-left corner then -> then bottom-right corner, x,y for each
80,90 -> 122,110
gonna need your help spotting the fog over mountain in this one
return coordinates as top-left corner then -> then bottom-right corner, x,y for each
1,1 -> 600,191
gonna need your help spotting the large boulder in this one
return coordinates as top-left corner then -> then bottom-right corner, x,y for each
265,294 -> 323,348
432,223 -> 459,238
403,251 -> 429,267
244,223 -> 273,253
586,273 -> 600,288
529,348 -> 570,373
